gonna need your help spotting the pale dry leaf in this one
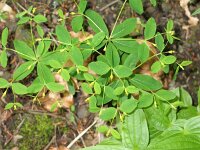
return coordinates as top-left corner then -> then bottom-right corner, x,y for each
70,31 -> 93,42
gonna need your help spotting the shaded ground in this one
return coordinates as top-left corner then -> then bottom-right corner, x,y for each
0,0 -> 200,149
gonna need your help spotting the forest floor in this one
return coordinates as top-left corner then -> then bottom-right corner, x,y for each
0,0 -> 200,150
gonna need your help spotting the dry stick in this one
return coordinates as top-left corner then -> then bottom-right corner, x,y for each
67,119 -> 97,149
100,0 -> 120,12
44,135 -> 56,150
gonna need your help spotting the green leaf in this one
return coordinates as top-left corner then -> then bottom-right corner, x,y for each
27,78 -> 44,93
155,89 -> 176,101
61,69 -> 70,81
37,63 -> 54,84
91,32 -> 106,47
150,0 -> 157,6
14,40 -> 35,60
5,103 -> 14,110
120,99 -> 137,113
138,93 -> 154,108
36,41 -> 45,57
13,61 -> 35,81
1,27 -> 8,47
97,125 -> 109,133
78,0 -> 87,13
100,107 -> 117,121
94,82 -> 101,94
122,109 -> 149,149
129,0 -> 144,15
46,82 -> 65,92
113,65 -> 132,78
112,18 -> 137,38
70,46 -> 84,65
161,55 -> 176,64
112,39 -> 139,53
105,86 -> 118,100
0,78 -> 9,88
89,96 -> 100,113
12,83 -> 27,95
33,14 -> 47,23
71,16 -> 84,32
155,32 -> 165,51
17,17 -> 30,25
192,8 -> 200,15
55,25 -> 71,44
1,50 -> 8,68
144,18 -> 157,40
110,129 -> 121,140
130,74 -> 162,91
84,73 -> 94,81
184,116 -> 200,137
36,25 -> 44,38
48,60 -> 62,69
138,43 -> 149,63
114,87 -> 124,95
180,61 -> 192,67
81,83 -> 93,94
126,86 -> 139,94
151,61 -> 161,73
89,61 -> 110,75
167,19 -> 174,31
85,9 -> 109,36
124,53 -> 139,69
106,43 -> 120,67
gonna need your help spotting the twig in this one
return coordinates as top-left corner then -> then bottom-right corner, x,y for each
43,135 -> 56,150
100,0 -> 120,12
67,119 -> 97,149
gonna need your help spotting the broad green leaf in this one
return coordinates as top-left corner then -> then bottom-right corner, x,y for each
177,106 -> 198,119
71,16 -> 84,32
78,0 -> 87,13
5,103 -> 14,110
161,55 -> 176,64
112,18 -> 137,38
112,39 -> 139,53
151,61 -> 161,73
33,14 -> 47,23
126,86 -> 139,94
94,82 -> 101,94
120,99 -> 137,113
167,19 -> 174,31
37,63 -> 54,84
180,61 -> 192,67
83,73 -> 94,81
1,27 -> 8,47
36,25 -> 44,38
184,116 -> 200,137
81,83 -> 93,94
129,0 -> 144,15
155,32 -> 165,51
61,69 -> 70,81
97,125 -> 109,133
114,87 -> 124,95
138,93 -> 154,108
91,32 -> 106,47
105,86 -> 118,100
110,129 -> 121,140
82,139 -> 127,150
147,133 -> 200,150
48,60 -> 62,69
13,61 -> 35,81
1,50 -> 8,68
124,53 -> 139,69
85,9 -> 109,36
36,41 -> 45,57
113,65 -> 132,78
14,40 -> 35,60
89,96 -> 100,113
122,109 -> 149,149
106,43 -> 120,67
55,25 -> 71,44
89,61 -> 110,75
27,78 -> 44,93
100,107 -> 117,121
155,89 -> 176,101
12,83 -> 27,95
17,17 -> 30,25
77,65 -> 88,72
46,82 -> 65,92
144,18 -> 157,40
138,43 -> 149,62
130,74 -> 162,91
70,46 -> 84,65
192,8 -> 200,15
0,78 -> 9,88
150,0 -> 157,6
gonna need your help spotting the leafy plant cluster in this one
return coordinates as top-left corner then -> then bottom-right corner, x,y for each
0,0 -> 199,149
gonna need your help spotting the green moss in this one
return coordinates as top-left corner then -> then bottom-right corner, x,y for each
18,115 -> 54,150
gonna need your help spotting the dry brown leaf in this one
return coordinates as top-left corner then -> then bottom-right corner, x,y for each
70,31 -> 93,42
